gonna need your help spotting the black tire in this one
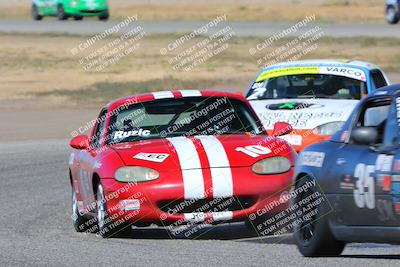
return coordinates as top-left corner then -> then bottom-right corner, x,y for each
293,176 -> 345,257
74,16 -> 83,21
72,189 -> 94,233
96,183 -> 131,238
32,4 -> 43,21
98,12 -> 109,21
386,6 -> 399,24
57,4 -> 68,20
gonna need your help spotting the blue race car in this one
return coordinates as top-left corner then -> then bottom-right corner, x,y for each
293,83 -> 400,256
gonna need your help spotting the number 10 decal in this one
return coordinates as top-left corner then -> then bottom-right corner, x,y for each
235,145 -> 271,158
353,164 -> 375,209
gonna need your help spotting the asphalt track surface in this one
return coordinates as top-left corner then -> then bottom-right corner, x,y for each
1,19 -> 400,38
1,139 -> 399,266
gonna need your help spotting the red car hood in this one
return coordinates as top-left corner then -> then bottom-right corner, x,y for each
110,135 -> 293,170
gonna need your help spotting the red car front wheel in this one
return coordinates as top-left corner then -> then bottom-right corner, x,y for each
96,183 -> 131,238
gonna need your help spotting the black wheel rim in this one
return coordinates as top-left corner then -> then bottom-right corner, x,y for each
72,191 -> 77,220
58,6 -> 64,17
32,6 -> 38,16
387,8 -> 395,22
300,219 -> 314,244
296,186 -> 317,245
97,184 -> 106,229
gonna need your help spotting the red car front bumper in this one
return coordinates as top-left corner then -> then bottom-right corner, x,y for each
101,167 -> 294,226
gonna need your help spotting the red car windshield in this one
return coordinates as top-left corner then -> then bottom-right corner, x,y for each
106,97 -> 264,144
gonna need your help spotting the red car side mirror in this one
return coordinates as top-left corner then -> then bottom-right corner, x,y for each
70,135 -> 90,150
272,122 -> 293,137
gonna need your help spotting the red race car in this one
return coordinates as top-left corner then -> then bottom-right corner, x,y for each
69,90 -> 297,238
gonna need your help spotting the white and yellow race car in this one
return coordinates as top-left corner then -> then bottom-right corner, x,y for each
246,59 -> 390,151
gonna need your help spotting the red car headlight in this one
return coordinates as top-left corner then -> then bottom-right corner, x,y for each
251,156 -> 291,175
115,166 -> 159,182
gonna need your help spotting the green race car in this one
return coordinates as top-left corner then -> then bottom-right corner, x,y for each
32,0 -> 109,21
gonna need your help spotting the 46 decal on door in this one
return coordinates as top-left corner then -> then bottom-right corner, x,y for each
353,164 -> 375,209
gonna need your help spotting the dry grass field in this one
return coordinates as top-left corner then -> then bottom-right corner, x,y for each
0,0 -> 385,22
0,32 -> 398,109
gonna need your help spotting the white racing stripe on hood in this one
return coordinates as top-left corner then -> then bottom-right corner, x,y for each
167,137 -> 205,200
197,136 -> 233,198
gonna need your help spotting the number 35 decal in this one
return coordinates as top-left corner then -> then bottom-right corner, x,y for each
353,164 -> 375,209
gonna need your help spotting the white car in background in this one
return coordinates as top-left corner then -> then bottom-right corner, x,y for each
246,59 -> 390,151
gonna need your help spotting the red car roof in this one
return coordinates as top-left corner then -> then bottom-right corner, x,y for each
106,90 -> 246,111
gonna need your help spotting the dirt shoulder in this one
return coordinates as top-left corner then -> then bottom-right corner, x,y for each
1,33 -> 399,107
0,107 -> 99,142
